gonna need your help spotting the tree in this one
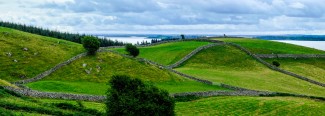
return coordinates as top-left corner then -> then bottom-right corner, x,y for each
125,44 -> 139,57
180,34 -> 185,39
81,36 -> 100,55
106,75 -> 175,116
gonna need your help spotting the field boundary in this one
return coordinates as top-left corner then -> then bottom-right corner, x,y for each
13,52 -> 88,84
168,43 -> 223,68
256,54 -> 325,58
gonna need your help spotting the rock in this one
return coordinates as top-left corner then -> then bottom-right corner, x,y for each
82,63 -> 87,67
6,52 -> 12,57
85,68 -> 92,74
96,65 -> 101,70
13,59 -> 18,62
85,69 -> 91,74
23,48 -> 28,51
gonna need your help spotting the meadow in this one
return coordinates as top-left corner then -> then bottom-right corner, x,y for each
175,45 -> 325,97
26,52 -> 228,95
264,58 -> 325,83
113,41 -> 211,65
176,96 -> 325,115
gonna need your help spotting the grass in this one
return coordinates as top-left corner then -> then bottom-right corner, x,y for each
38,99 -> 106,113
214,38 -> 325,54
0,79 -> 18,88
113,41 -> 211,65
26,52 -> 228,95
264,58 -> 325,83
176,96 -> 325,115
175,45 -> 325,97
0,27 -> 85,82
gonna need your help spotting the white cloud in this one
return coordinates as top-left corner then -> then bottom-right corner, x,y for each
0,0 -> 325,34
289,2 -> 305,9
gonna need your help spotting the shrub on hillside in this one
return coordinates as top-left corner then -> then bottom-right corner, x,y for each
106,75 -> 175,116
81,36 -> 100,55
272,61 -> 280,67
125,44 -> 139,57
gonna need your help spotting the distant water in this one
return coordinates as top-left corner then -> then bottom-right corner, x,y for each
105,37 -> 151,44
274,40 -> 325,51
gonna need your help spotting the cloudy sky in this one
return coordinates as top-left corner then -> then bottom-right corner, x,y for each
1,0 -> 325,35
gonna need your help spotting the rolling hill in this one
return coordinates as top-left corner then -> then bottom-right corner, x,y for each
0,27 -> 85,82
175,45 -> 325,97
26,52 -> 228,95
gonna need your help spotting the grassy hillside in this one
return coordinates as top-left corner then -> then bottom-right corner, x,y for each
26,52 -> 228,95
113,41 -> 211,65
264,58 -> 325,83
176,96 -> 325,115
0,87 -> 104,115
0,27 -> 85,82
214,38 -> 325,54
175,45 -> 325,97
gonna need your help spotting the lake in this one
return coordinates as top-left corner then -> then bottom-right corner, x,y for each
274,40 -> 325,51
105,37 -> 151,44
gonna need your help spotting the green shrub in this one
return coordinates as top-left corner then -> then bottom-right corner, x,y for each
81,36 -> 100,55
125,44 -> 140,57
272,61 -> 280,67
106,75 -> 175,116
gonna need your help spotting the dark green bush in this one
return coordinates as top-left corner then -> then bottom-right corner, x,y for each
272,61 -> 280,67
81,36 -> 100,55
125,44 -> 140,57
106,75 -> 175,116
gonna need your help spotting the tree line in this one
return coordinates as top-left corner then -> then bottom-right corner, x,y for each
0,21 -> 124,47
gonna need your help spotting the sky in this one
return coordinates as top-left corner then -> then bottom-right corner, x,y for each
1,0 -> 325,35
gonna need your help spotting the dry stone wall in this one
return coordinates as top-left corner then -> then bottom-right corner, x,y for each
14,52 -> 88,84
256,54 -> 325,58
4,86 -> 106,102
168,43 -> 223,68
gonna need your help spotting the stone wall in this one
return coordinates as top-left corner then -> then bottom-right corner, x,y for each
169,69 -> 213,85
168,43 -> 223,68
172,90 -> 275,97
4,86 -> 106,102
14,52 -> 88,84
226,43 -> 325,87
256,54 -> 325,58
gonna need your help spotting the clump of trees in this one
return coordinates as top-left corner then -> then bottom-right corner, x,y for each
272,61 -> 280,67
106,75 -> 175,116
0,21 -> 124,47
81,36 -> 100,55
125,44 -> 139,57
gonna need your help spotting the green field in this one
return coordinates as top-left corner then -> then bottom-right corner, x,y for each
113,41 -> 211,65
214,38 -> 325,54
176,96 -> 325,115
264,58 -> 325,83
175,45 -> 325,97
0,27 -> 85,81
26,52 -> 228,95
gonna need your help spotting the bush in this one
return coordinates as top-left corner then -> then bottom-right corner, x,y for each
272,61 -> 280,67
125,44 -> 139,57
106,75 -> 175,116
81,36 -> 100,55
